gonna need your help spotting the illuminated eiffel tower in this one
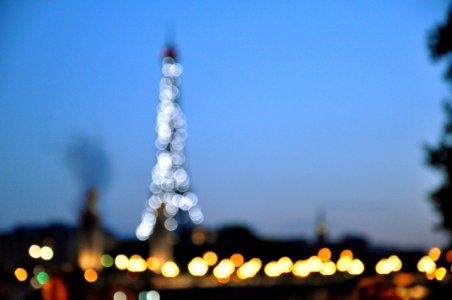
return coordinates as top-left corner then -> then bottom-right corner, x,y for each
136,44 -> 204,262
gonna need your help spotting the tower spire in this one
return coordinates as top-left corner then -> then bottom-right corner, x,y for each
163,21 -> 176,59
315,206 -> 328,246
136,43 -> 204,243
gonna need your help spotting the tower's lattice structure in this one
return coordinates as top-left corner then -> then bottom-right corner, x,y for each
136,45 -> 204,242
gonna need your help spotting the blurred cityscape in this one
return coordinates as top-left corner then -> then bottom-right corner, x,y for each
3,6 -> 452,297
1,192 -> 451,300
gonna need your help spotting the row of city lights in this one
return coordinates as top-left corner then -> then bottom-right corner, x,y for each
14,245 -> 452,287
101,247 -> 367,280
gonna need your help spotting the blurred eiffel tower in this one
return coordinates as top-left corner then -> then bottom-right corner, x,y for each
136,43 -> 204,267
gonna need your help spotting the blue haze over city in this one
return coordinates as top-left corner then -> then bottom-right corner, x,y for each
1,0 -> 451,251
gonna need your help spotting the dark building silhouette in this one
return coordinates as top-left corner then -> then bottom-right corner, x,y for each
77,187 -> 105,271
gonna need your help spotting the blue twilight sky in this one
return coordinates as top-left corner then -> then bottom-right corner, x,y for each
1,0 -> 452,251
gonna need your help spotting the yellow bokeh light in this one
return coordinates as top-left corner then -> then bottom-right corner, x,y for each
336,256 -> 351,272
376,259 -> 391,275
264,261 -> 281,277
375,256 -> 401,275
40,246 -> 54,261
318,248 -> 332,261
292,260 -> 310,277
213,259 -> 235,279
203,251 -> 218,266
115,254 -> 129,270
147,256 -> 161,272
230,253 -> 244,267
388,255 -> 402,272
84,269 -> 98,283
348,259 -> 364,275
417,256 -> 436,273
237,261 -> 260,279
128,255 -> 147,272
435,267 -> 447,281
320,261 -> 336,276
29,245 -> 41,259
188,257 -> 209,277
14,268 -> 28,281
250,258 -> 262,267
161,261 -> 179,278
307,256 -> 323,272
277,257 -> 293,273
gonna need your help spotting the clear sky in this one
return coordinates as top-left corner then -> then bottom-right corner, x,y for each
1,0 -> 452,251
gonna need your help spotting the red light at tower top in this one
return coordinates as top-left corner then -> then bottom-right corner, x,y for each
163,46 -> 177,59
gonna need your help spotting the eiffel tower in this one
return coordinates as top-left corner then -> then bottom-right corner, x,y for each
136,44 -> 204,262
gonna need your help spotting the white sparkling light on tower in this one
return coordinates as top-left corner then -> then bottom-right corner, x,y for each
136,46 -> 203,241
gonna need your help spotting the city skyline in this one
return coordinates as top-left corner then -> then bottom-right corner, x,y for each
1,1 -> 452,251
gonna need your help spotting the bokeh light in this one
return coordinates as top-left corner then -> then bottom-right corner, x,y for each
40,246 -> 54,260
145,290 -> 160,300
191,228 -> 206,245
435,267 -> 447,281
277,257 -> 293,273
213,259 -> 235,279
446,249 -> 452,263
29,245 -> 41,259
264,261 -> 281,277
230,253 -> 244,267
237,259 -> 261,279
101,254 -> 114,267
161,261 -> 179,277
147,257 -> 161,272
348,259 -> 365,275
336,256 -> 352,272
115,254 -> 129,270
375,255 -> 402,275
417,256 -> 436,274
428,247 -> 441,261
318,248 -> 332,261
113,291 -> 127,300
36,271 -> 49,285
84,269 -> 98,283
30,277 -> 41,289
188,257 -> 208,277
14,268 -> 28,282
292,260 -> 310,277
320,261 -> 336,276
307,256 -> 323,272
128,255 -> 147,272
203,251 -> 218,266
340,249 -> 353,259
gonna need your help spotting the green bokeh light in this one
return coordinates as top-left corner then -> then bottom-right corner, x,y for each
101,254 -> 114,267
36,271 -> 49,284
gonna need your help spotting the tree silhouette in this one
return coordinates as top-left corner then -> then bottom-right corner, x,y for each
426,4 -> 452,245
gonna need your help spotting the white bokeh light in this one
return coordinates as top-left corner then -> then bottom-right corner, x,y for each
137,47 -> 203,240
